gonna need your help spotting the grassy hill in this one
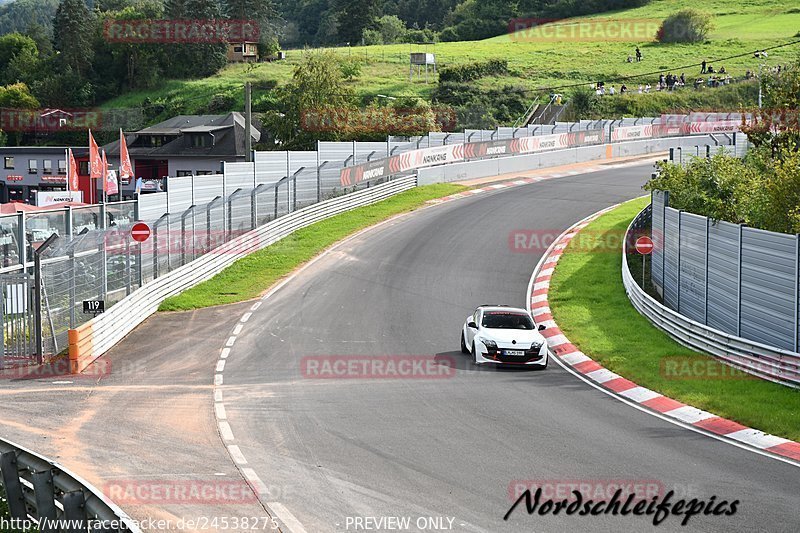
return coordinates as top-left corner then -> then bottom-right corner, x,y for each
103,0 -> 800,122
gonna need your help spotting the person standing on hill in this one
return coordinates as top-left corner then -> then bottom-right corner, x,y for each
701,60 -> 707,74
635,46 -> 642,62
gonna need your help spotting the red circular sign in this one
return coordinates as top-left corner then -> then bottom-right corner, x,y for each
635,236 -> 654,255
130,222 -> 151,243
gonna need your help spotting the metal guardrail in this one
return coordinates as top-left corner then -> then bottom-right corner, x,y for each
0,437 -> 140,532
622,207 -> 800,388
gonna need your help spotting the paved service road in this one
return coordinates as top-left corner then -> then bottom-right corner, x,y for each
220,164 -> 800,533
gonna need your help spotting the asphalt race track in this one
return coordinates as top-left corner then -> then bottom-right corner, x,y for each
219,163 -> 800,533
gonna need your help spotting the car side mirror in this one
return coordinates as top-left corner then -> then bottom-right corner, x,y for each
468,321 -> 477,329
538,324 -> 546,331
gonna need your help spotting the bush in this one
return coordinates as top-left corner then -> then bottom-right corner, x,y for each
438,59 -> 508,83
432,81 -> 527,129
645,147 -> 800,234
206,93 -> 237,113
656,10 -> 713,43
339,57 -> 362,81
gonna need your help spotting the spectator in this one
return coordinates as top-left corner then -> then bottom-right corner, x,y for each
638,84 -> 643,94
707,65 -> 715,73
694,78 -> 702,89
719,66 -> 726,74
620,84 -> 628,94
627,54 -> 633,63
644,83 -> 651,93
680,72 -> 686,85
636,46 -> 642,62
701,60 -> 707,73
609,86 -> 616,95
745,70 -> 752,79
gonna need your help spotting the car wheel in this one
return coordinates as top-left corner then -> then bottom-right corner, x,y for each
461,332 -> 469,354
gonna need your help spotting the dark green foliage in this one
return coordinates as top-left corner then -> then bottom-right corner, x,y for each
53,0 -> 94,75
656,9 -> 713,43
438,59 -> 508,83
432,81 -> 528,129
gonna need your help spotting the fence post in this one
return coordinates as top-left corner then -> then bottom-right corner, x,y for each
704,217 -> 710,325
795,234 -> 799,352
99,203 -> 108,301
16,212 -> 26,266
32,234 -> 57,364
676,211 -> 682,313
737,224 -> 744,336
134,200 -> 143,288
316,148 -> 322,203
68,245 -> 76,329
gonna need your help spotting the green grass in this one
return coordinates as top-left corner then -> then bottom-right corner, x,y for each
549,197 -> 800,441
103,0 -> 800,118
159,183 -> 465,311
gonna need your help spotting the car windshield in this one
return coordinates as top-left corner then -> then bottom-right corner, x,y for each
481,311 -> 534,330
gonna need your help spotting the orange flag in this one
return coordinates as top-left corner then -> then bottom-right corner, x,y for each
119,129 -> 133,185
89,130 -> 102,180
67,148 -> 79,192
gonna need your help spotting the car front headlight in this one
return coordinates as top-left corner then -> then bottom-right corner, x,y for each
482,339 -> 498,354
530,342 -> 544,352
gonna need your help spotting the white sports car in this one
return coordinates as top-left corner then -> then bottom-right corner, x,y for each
461,305 -> 548,368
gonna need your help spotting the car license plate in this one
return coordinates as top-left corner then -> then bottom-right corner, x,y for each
505,350 -> 524,356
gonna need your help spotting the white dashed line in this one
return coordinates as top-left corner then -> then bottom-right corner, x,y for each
214,374 -> 223,385
233,324 -> 243,335
241,312 -> 252,322
214,390 -> 223,402
226,336 -> 237,347
219,421 -> 235,441
267,502 -> 309,533
250,301 -> 262,311
221,348 -> 231,359
227,445 -> 248,465
216,360 -> 226,372
215,403 -> 227,420
241,468 -> 269,496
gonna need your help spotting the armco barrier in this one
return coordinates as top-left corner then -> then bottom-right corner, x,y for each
623,207 -> 800,388
0,437 -> 140,532
67,176 -> 417,373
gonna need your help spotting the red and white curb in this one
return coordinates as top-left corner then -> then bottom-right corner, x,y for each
527,205 -> 800,467
425,159 -> 651,205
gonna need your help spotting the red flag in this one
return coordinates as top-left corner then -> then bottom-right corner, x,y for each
119,129 -> 133,185
67,148 -> 79,192
89,130 -> 102,180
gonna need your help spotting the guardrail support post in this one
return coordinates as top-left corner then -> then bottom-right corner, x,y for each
32,469 -> 58,530
61,490 -> 87,533
0,451 -> 27,519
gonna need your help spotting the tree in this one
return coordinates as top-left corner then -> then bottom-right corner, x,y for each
261,50 -> 355,149
0,33 -> 38,84
656,10 -> 713,43
53,0 -> 94,75
374,14 -> 407,44
0,82 -> 40,108
333,0 -> 379,44
164,0 -> 227,78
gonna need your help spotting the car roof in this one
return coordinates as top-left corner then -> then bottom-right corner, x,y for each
478,306 -> 529,314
